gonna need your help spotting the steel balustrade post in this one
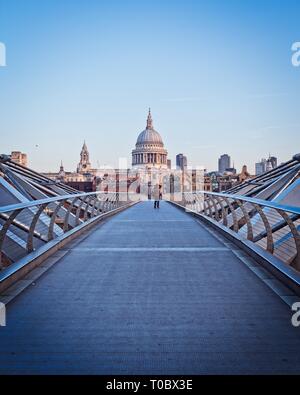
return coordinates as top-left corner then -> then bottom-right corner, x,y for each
180,193 -> 184,207
101,198 -> 108,213
203,198 -> 208,215
182,193 -> 187,208
83,195 -> 94,221
236,200 -> 254,241
90,197 -> 98,217
104,197 -> 110,212
203,195 -> 213,218
114,193 -> 118,208
96,199 -> 103,215
196,193 -> 204,213
222,197 -> 239,232
194,194 -> 200,212
188,193 -> 195,210
277,209 -> 300,270
210,196 -> 220,221
108,196 -> 113,211
63,197 -> 80,232
105,197 -> 111,211
0,209 -> 22,269
182,193 -> 187,207
75,197 -> 89,225
185,193 -> 192,209
214,196 -> 228,226
48,200 -> 65,241
203,195 -> 211,217
188,193 -> 194,209
101,198 -> 107,213
112,194 -> 116,209
110,195 -> 116,210
27,204 -> 48,253
183,193 -> 190,209
191,193 -> 197,211
252,203 -> 274,253
206,196 -> 214,218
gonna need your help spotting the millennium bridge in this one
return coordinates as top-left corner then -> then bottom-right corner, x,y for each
0,155 -> 300,374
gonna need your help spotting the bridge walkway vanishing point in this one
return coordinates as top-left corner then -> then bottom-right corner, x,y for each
0,201 -> 300,375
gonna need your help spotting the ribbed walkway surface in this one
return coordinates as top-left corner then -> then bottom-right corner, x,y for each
0,201 -> 300,374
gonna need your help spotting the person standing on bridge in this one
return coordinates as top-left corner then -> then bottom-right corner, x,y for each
153,184 -> 162,209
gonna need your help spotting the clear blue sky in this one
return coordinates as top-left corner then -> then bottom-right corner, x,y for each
1,0 -> 300,173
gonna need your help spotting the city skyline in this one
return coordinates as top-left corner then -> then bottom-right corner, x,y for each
1,0 -> 300,173
1,109 -> 285,175
4,134 -> 283,176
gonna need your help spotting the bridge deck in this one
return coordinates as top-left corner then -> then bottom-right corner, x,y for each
0,201 -> 300,374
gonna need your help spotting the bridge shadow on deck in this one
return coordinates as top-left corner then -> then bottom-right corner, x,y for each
0,201 -> 300,374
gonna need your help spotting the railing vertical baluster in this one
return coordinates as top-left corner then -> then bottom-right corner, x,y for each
277,209 -> 300,270
96,199 -> 103,215
27,204 -> 48,253
83,196 -> 94,221
48,200 -> 65,241
0,209 -> 22,270
63,197 -> 80,232
203,195 -> 212,217
91,197 -> 97,218
75,197 -> 89,225
214,196 -> 228,226
236,200 -> 254,241
210,196 -> 220,221
223,197 -> 239,232
251,203 -> 274,253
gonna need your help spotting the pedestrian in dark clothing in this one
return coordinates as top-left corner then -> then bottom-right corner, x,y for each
153,185 -> 162,209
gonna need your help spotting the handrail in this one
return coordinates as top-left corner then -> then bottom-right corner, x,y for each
184,191 -> 300,215
0,191 -> 133,214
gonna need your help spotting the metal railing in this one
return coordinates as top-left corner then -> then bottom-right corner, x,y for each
0,191 -> 135,270
176,191 -> 300,272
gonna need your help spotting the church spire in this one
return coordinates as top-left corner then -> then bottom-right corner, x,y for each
58,160 -> 65,179
77,140 -> 91,173
146,108 -> 153,129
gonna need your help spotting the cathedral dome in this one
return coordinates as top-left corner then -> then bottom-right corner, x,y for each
132,109 -> 168,169
136,109 -> 164,146
136,128 -> 163,145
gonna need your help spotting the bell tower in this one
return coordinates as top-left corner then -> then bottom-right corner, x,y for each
77,141 -> 91,173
